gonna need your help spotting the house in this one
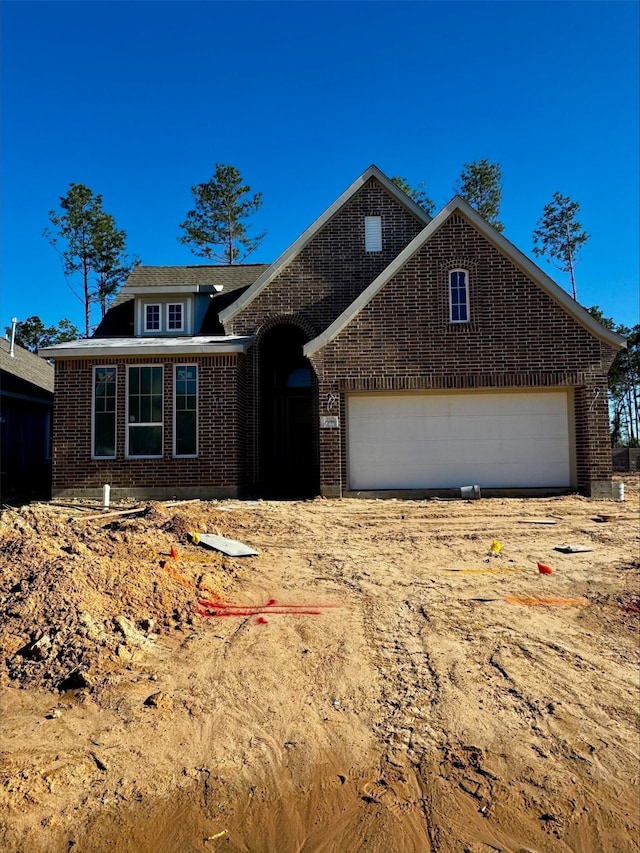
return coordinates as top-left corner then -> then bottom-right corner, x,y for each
1,338 -> 55,502
40,165 -> 625,501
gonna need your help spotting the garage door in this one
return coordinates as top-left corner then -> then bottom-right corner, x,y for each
347,391 -> 572,490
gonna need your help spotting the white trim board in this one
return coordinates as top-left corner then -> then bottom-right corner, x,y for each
39,336 -> 255,359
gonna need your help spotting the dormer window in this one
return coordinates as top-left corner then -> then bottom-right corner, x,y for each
449,269 -> 469,323
365,216 -> 382,252
167,303 -> 183,331
145,304 -> 161,331
139,299 -> 190,335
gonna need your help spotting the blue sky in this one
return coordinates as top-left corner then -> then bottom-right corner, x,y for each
1,0 -> 638,337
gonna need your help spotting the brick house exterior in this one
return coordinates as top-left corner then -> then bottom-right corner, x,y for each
41,165 -> 624,500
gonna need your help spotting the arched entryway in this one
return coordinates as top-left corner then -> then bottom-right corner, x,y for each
259,324 -> 319,498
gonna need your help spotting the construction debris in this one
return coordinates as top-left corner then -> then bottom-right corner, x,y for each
189,531 -> 258,557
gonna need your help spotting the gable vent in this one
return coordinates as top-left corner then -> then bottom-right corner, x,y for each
365,216 -> 382,252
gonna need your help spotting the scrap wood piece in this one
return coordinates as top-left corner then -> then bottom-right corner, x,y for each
71,506 -> 145,523
554,545 -> 593,554
468,595 -> 589,606
442,567 -> 524,574
518,518 -> 557,525
504,595 -> 588,607
189,531 -> 258,557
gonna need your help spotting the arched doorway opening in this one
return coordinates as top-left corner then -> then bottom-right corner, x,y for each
259,324 -> 319,498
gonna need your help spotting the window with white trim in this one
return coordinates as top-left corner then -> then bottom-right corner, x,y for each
127,366 -> 163,456
364,216 -> 382,252
174,365 -> 197,456
93,366 -> 117,458
167,303 -> 184,331
449,269 -> 470,323
145,304 -> 161,331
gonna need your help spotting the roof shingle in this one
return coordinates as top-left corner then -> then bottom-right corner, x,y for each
113,264 -> 270,306
0,339 -> 55,393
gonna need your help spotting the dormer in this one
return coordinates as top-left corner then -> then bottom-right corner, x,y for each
128,285 -> 222,336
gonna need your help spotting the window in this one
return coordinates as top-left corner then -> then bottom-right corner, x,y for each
449,269 -> 470,323
365,216 -> 382,252
174,365 -> 197,456
145,304 -> 161,331
93,367 -> 117,458
127,366 -> 163,456
167,303 -> 183,331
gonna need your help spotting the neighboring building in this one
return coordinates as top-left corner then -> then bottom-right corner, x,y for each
41,165 -> 625,501
1,338 -> 54,502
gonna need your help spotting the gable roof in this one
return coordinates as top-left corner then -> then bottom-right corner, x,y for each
113,264 -> 270,306
304,195 -> 626,356
220,165 -> 432,325
0,338 -> 55,394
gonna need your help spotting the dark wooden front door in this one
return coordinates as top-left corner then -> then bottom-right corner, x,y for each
259,326 -> 318,497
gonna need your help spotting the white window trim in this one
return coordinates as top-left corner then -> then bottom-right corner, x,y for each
125,364 -> 164,459
166,302 -> 185,332
365,216 -> 382,252
144,303 -> 161,332
449,268 -> 470,324
91,365 -> 117,460
173,363 -> 198,458
137,298 -> 192,335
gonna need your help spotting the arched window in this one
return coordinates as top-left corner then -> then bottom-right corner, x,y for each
449,269 -> 469,323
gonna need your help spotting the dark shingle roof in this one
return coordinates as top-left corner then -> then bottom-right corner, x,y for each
113,264 -> 270,306
0,338 -> 55,394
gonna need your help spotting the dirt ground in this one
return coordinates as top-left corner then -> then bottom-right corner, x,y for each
0,478 -> 638,853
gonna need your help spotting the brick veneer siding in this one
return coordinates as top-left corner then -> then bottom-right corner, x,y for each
52,354 -> 243,500
307,213 -> 618,496
227,178 -> 425,339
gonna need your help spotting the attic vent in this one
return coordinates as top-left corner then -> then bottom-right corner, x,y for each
364,216 -> 382,252
451,213 -> 463,225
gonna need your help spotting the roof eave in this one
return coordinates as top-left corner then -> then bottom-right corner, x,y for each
39,336 -> 255,359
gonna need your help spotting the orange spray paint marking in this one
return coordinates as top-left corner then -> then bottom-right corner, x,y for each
161,561 -> 222,600
256,617 -> 269,625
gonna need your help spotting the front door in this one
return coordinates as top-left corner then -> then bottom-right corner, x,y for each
259,325 -> 318,497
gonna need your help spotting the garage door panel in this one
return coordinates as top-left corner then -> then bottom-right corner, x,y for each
347,392 -> 571,490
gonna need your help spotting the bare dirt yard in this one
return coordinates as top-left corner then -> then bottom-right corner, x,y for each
0,479 -> 638,853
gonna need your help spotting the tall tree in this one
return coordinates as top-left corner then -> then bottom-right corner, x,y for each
532,192 -> 589,301
6,316 -> 79,353
390,176 -> 436,216
587,306 -> 639,446
44,184 -> 137,336
178,164 -> 265,264
92,211 -> 139,318
456,159 -> 504,232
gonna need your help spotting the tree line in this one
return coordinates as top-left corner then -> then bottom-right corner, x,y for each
7,161 -> 637,446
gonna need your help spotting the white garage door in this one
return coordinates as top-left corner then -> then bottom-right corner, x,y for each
347,391 -> 572,490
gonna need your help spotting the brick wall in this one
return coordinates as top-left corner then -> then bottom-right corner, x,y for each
308,213 -> 618,495
52,354 -> 241,500
228,178 -> 425,338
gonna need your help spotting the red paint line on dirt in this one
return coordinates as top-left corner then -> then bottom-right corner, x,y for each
196,598 -> 341,619
199,608 -> 324,617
